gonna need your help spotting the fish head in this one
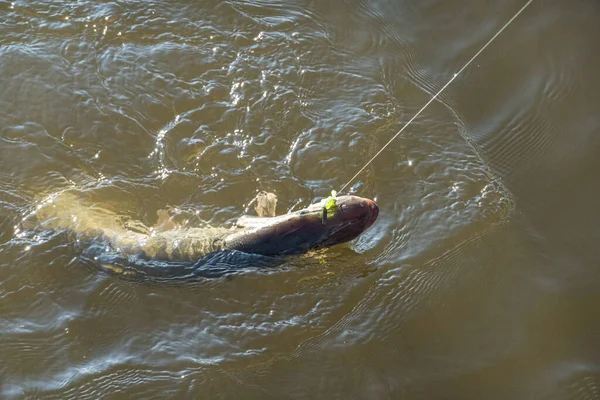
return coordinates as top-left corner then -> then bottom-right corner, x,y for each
313,195 -> 379,248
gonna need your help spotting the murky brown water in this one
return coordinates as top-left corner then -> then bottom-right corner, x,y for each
2,0 -> 600,398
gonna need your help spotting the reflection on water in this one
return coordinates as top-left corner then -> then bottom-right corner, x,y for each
2,0 -> 600,398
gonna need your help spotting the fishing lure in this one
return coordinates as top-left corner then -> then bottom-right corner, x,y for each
321,190 -> 337,224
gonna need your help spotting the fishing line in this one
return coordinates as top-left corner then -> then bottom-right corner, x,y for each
337,0 -> 534,195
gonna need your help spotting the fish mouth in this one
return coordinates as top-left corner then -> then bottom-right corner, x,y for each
365,199 -> 379,229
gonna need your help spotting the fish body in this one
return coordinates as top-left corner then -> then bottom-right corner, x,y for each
26,192 -> 378,261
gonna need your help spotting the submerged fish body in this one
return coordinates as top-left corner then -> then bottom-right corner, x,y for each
25,191 -> 378,263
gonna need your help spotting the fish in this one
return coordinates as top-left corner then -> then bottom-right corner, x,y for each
22,191 -> 379,263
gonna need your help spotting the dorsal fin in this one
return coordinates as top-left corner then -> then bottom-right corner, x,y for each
254,192 -> 277,217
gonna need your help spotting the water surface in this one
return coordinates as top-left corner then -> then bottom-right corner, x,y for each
1,0 -> 600,398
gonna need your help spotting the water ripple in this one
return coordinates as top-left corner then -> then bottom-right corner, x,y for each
1,0 -> 598,397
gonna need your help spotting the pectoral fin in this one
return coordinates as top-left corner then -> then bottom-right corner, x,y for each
154,208 -> 177,232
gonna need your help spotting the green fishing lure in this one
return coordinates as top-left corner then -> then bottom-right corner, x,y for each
321,190 -> 337,224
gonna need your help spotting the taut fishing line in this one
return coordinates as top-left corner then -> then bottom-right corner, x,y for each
337,0 -> 534,195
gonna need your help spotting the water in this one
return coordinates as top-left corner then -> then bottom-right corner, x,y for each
1,0 -> 599,398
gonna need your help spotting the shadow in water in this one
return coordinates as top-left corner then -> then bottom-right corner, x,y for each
85,245 -> 283,282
